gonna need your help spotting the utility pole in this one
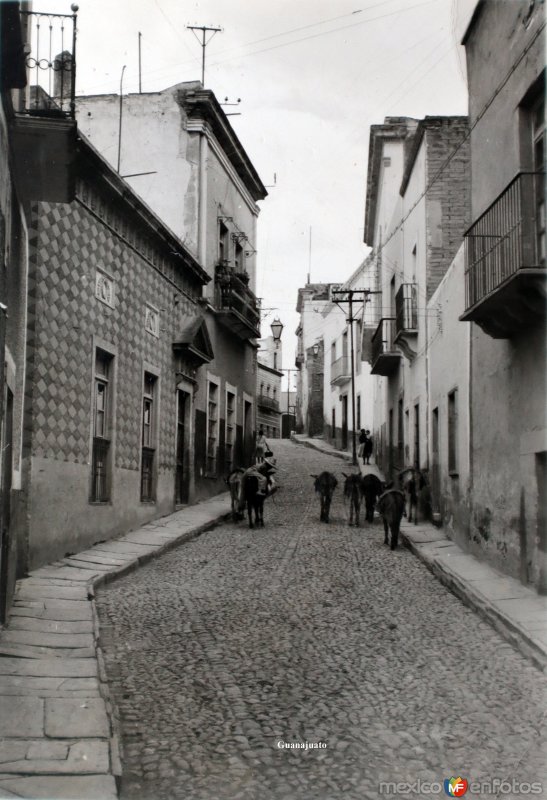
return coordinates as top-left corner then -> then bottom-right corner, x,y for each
331,289 -> 380,466
187,25 -> 222,87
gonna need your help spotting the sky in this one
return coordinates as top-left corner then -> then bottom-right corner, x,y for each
32,0 -> 478,389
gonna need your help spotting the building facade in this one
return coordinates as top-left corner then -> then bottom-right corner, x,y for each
76,82 -> 268,499
22,136 -> 213,570
0,1 -> 30,621
459,0 -> 546,589
256,362 -> 282,440
295,283 -> 339,434
257,334 -> 283,439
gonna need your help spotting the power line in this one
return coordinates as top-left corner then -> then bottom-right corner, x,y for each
78,0 -> 439,94
207,0 -> 440,70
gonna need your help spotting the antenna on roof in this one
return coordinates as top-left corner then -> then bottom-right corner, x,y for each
187,24 -> 223,87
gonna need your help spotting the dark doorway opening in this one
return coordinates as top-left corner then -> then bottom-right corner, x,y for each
0,389 -> 13,623
175,390 -> 190,505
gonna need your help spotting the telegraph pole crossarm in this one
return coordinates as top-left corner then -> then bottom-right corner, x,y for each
187,25 -> 222,86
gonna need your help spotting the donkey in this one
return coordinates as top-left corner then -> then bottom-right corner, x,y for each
361,473 -> 384,523
241,474 -> 266,529
225,468 -> 245,521
311,472 -> 338,523
377,488 -> 406,550
342,473 -> 363,527
399,467 -> 429,524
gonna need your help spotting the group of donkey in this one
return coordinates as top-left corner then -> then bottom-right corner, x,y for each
226,459 -> 429,546
311,467 -> 429,550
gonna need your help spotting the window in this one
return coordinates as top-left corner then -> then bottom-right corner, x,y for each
448,390 -> 458,475
141,373 -> 157,502
397,398 -> 404,466
331,342 -> 336,365
356,394 -> 361,430
207,380 -> 219,475
91,349 -> 113,502
332,408 -> 336,435
273,351 -> 278,369
219,220 -> 229,264
225,389 -> 236,472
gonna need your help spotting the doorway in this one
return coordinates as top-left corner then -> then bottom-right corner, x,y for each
341,395 -> 348,450
175,389 -> 190,505
243,399 -> 253,465
536,452 -> 547,593
0,389 -> 13,623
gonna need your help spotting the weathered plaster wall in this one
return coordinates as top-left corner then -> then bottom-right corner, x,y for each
429,246 -> 471,541
465,0 -> 544,218
76,92 -> 194,246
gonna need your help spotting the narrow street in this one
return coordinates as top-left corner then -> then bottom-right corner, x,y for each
96,441 -> 546,800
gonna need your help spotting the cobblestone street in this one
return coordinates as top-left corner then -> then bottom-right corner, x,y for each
96,441 -> 547,800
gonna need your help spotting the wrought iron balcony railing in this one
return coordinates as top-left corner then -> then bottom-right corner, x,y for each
464,172 -> 545,306
461,172 -> 546,337
370,317 -> 400,376
257,394 -> 280,411
330,355 -> 350,385
215,266 -> 260,339
395,283 -> 418,339
20,9 -> 78,118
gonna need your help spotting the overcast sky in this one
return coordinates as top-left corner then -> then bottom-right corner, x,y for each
33,0 -> 478,387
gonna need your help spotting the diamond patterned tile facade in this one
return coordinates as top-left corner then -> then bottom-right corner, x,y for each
26,191 -> 203,475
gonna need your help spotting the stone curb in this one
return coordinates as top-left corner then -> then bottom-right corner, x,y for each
400,532 -> 547,673
0,499 -> 232,799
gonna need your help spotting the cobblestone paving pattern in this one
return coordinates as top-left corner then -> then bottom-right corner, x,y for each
96,441 -> 547,800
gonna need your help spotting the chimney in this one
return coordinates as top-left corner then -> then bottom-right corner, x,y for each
53,50 -> 73,102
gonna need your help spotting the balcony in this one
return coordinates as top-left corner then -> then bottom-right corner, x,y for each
215,266 -> 261,340
460,172 -> 546,338
257,394 -> 280,412
10,10 -> 78,203
330,355 -> 351,385
370,318 -> 401,376
395,283 -> 418,339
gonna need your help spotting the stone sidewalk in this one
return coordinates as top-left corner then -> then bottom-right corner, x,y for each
0,494 -> 231,800
292,434 -> 547,672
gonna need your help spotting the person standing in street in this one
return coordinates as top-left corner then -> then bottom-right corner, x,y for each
363,430 -> 373,465
255,428 -> 268,463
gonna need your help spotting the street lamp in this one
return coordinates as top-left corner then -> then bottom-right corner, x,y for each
270,317 -> 284,342
312,342 -> 320,356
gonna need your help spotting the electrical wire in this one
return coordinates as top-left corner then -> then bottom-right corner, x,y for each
78,0 -> 439,95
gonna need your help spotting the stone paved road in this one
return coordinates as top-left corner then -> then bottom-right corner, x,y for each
96,441 -> 547,800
